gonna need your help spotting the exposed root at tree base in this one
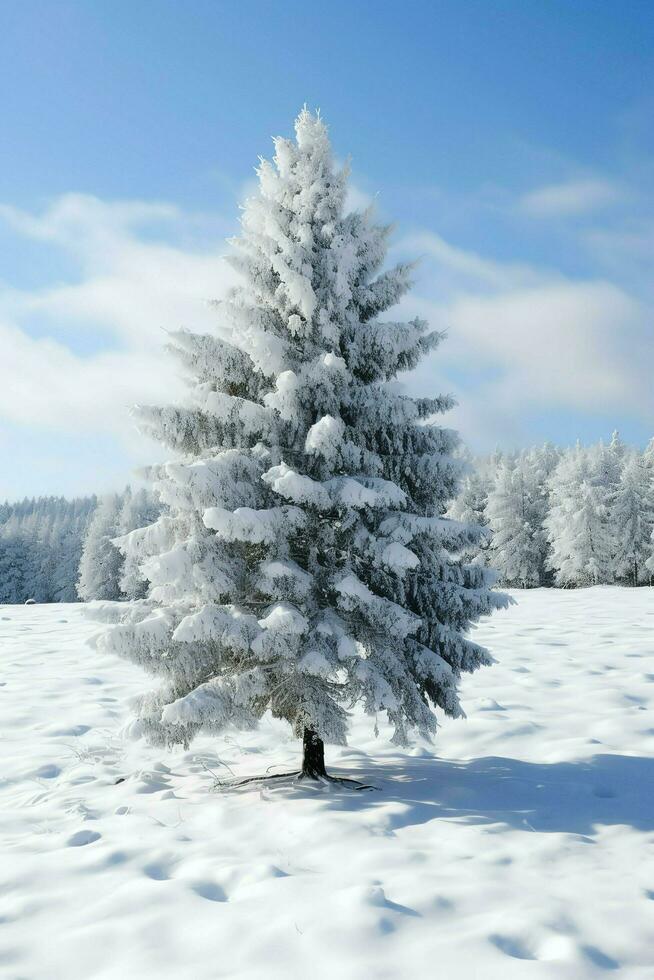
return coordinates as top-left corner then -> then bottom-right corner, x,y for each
218,770 -> 378,792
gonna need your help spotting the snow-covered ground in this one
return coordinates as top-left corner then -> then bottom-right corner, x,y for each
2,588 -> 653,979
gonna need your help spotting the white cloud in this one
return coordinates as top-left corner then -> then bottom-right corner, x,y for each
0,318 -> 177,430
0,195 -> 181,249
519,178 -> 623,218
345,180 -> 375,214
1,190 -> 651,483
445,281 -> 647,406
0,194 -> 238,437
401,231 -> 544,292
397,231 -> 652,448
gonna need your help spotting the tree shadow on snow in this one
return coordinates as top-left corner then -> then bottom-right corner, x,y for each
321,753 -> 654,837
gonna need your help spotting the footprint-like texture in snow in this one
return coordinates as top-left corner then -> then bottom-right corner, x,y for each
190,881 -> 228,903
1,590 -> 653,979
32,763 -> 61,779
66,830 -> 101,847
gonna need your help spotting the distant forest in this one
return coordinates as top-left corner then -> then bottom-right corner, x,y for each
0,488 -> 159,604
0,496 -> 96,603
2,430 -> 653,604
449,432 -> 654,588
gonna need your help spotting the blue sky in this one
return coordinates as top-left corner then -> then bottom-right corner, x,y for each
1,0 -> 653,497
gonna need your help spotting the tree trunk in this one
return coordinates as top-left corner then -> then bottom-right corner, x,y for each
225,726 -> 373,791
301,728 -> 327,779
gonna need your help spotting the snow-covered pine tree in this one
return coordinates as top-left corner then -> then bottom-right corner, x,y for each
23,510 -> 51,602
531,441 -> 560,481
99,109 -> 506,782
0,519 -> 26,603
609,429 -> 627,464
644,439 -> 654,583
117,487 -> 161,599
445,470 -> 491,566
52,502 -> 94,602
0,496 -> 95,603
486,455 -> 542,587
646,530 -> 654,585
611,454 -> 653,586
77,494 -> 124,601
545,446 -> 613,587
525,443 -> 560,585
446,446 -> 490,532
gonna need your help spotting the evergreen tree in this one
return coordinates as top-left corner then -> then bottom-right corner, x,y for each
0,520 -> 26,603
0,496 -> 95,603
446,458 -> 492,565
646,530 -> 654,583
644,438 -> 654,584
447,466 -> 489,530
77,494 -> 124,601
526,443 -> 560,585
486,455 -> 542,587
609,429 -> 627,465
117,488 -> 161,599
532,441 -> 560,480
50,512 -> 85,602
545,447 -> 613,586
100,110 -> 506,781
594,439 -> 622,500
24,510 -> 51,601
611,454 -> 653,585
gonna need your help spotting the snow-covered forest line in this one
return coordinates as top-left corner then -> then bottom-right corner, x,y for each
0,487 -> 159,604
3,430 -> 654,605
77,487 -> 161,602
0,496 -> 96,603
450,431 -> 654,588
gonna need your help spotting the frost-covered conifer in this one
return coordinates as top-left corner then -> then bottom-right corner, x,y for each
77,494 -> 124,601
99,110 -> 506,780
611,454 -> 653,585
532,442 -> 560,480
525,443 -> 560,584
117,488 -> 161,599
24,511 -> 51,601
644,439 -> 654,583
486,455 -> 542,587
0,521 -> 26,603
49,516 -> 80,602
0,497 -> 95,603
447,474 -> 490,561
609,429 -> 627,464
594,438 -> 623,503
646,531 -> 654,584
447,463 -> 489,529
545,447 -> 613,587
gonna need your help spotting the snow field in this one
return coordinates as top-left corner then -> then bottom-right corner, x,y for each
1,587 -> 654,979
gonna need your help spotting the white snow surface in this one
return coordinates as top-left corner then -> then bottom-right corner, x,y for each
2,587 -> 654,979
